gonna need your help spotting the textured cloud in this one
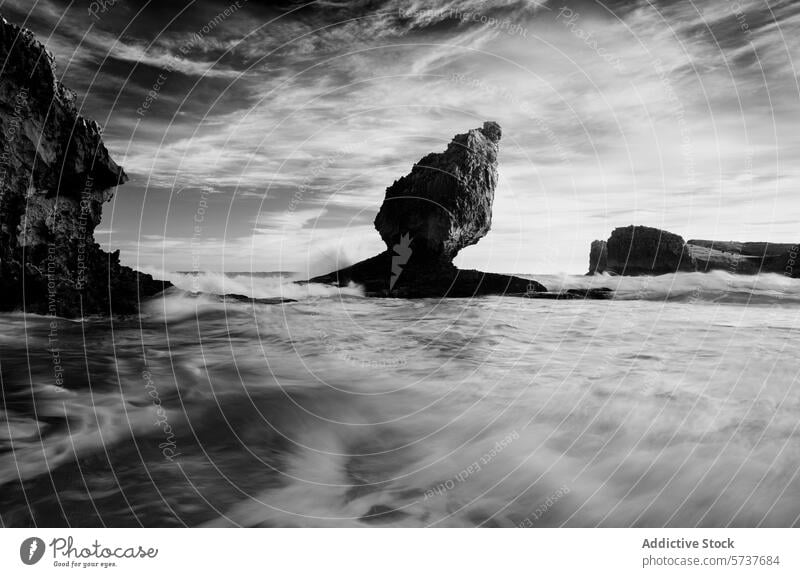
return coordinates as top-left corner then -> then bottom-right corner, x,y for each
3,0 -> 799,273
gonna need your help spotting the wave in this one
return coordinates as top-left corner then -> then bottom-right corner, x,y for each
3,273 -> 800,526
146,270 -> 363,299
134,270 -> 800,319
537,270 -> 800,304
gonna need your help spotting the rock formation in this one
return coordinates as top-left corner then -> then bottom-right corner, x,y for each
588,225 -> 799,277
309,122 -> 547,297
0,18 -> 168,316
588,239 -> 607,275
686,240 -> 799,276
374,120 -> 501,261
603,225 -> 693,275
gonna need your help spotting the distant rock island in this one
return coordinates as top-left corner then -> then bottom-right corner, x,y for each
589,225 -> 799,278
309,122 -> 548,297
0,18 -> 168,316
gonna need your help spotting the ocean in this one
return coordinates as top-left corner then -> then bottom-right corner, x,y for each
1,270 -> 799,527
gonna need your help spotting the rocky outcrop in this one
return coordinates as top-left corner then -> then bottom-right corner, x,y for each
310,250 -> 544,297
309,122 -> 547,297
374,121 -> 501,260
0,17 -> 168,316
589,225 -> 799,277
604,226 -> 693,275
686,240 -> 799,276
588,239 -> 607,275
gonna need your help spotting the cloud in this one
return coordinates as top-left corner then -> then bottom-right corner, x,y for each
8,0 -> 800,275
253,207 -> 328,231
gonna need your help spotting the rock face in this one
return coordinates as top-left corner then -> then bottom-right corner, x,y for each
588,240 -> 607,275
374,121 -> 501,261
310,122 -> 546,297
0,18 -> 168,316
589,225 -> 799,277
686,240 -> 799,276
603,225 -> 693,275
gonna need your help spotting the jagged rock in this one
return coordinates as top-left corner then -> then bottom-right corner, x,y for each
602,225 -> 693,275
309,122 -> 547,297
0,18 -> 169,316
588,239 -> 607,274
374,121 -> 501,260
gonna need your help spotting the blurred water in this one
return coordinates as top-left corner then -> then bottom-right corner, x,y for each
1,271 -> 799,527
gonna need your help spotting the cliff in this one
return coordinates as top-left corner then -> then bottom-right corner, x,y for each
589,225 -> 799,277
686,240 -> 798,276
602,225 -> 693,275
0,17 -> 168,316
588,239 -> 607,275
309,122 -> 546,297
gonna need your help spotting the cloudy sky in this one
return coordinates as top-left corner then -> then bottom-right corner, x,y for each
3,0 -> 799,275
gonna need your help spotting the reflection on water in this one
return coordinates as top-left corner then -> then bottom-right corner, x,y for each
1,271 -> 800,527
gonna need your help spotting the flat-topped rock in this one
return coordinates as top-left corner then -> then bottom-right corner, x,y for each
588,225 -> 799,277
603,225 -> 693,275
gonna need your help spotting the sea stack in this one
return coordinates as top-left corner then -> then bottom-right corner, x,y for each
588,239 -> 608,275
0,18 -> 169,316
603,225 -> 693,275
374,120 -> 502,262
309,122 -> 546,297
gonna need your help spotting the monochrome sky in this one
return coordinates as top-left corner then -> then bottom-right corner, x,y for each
2,0 -> 799,275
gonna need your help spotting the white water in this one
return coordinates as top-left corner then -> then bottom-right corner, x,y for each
1,271 -> 799,527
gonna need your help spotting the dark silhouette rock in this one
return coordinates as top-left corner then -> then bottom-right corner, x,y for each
588,225 -> 800,278
0,18 -> 169,316
598,225 -> 693,276
374,121 -> 501,260
309,122 -> 547,297
588,239 -> 607,275
310,250 -> 543,297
